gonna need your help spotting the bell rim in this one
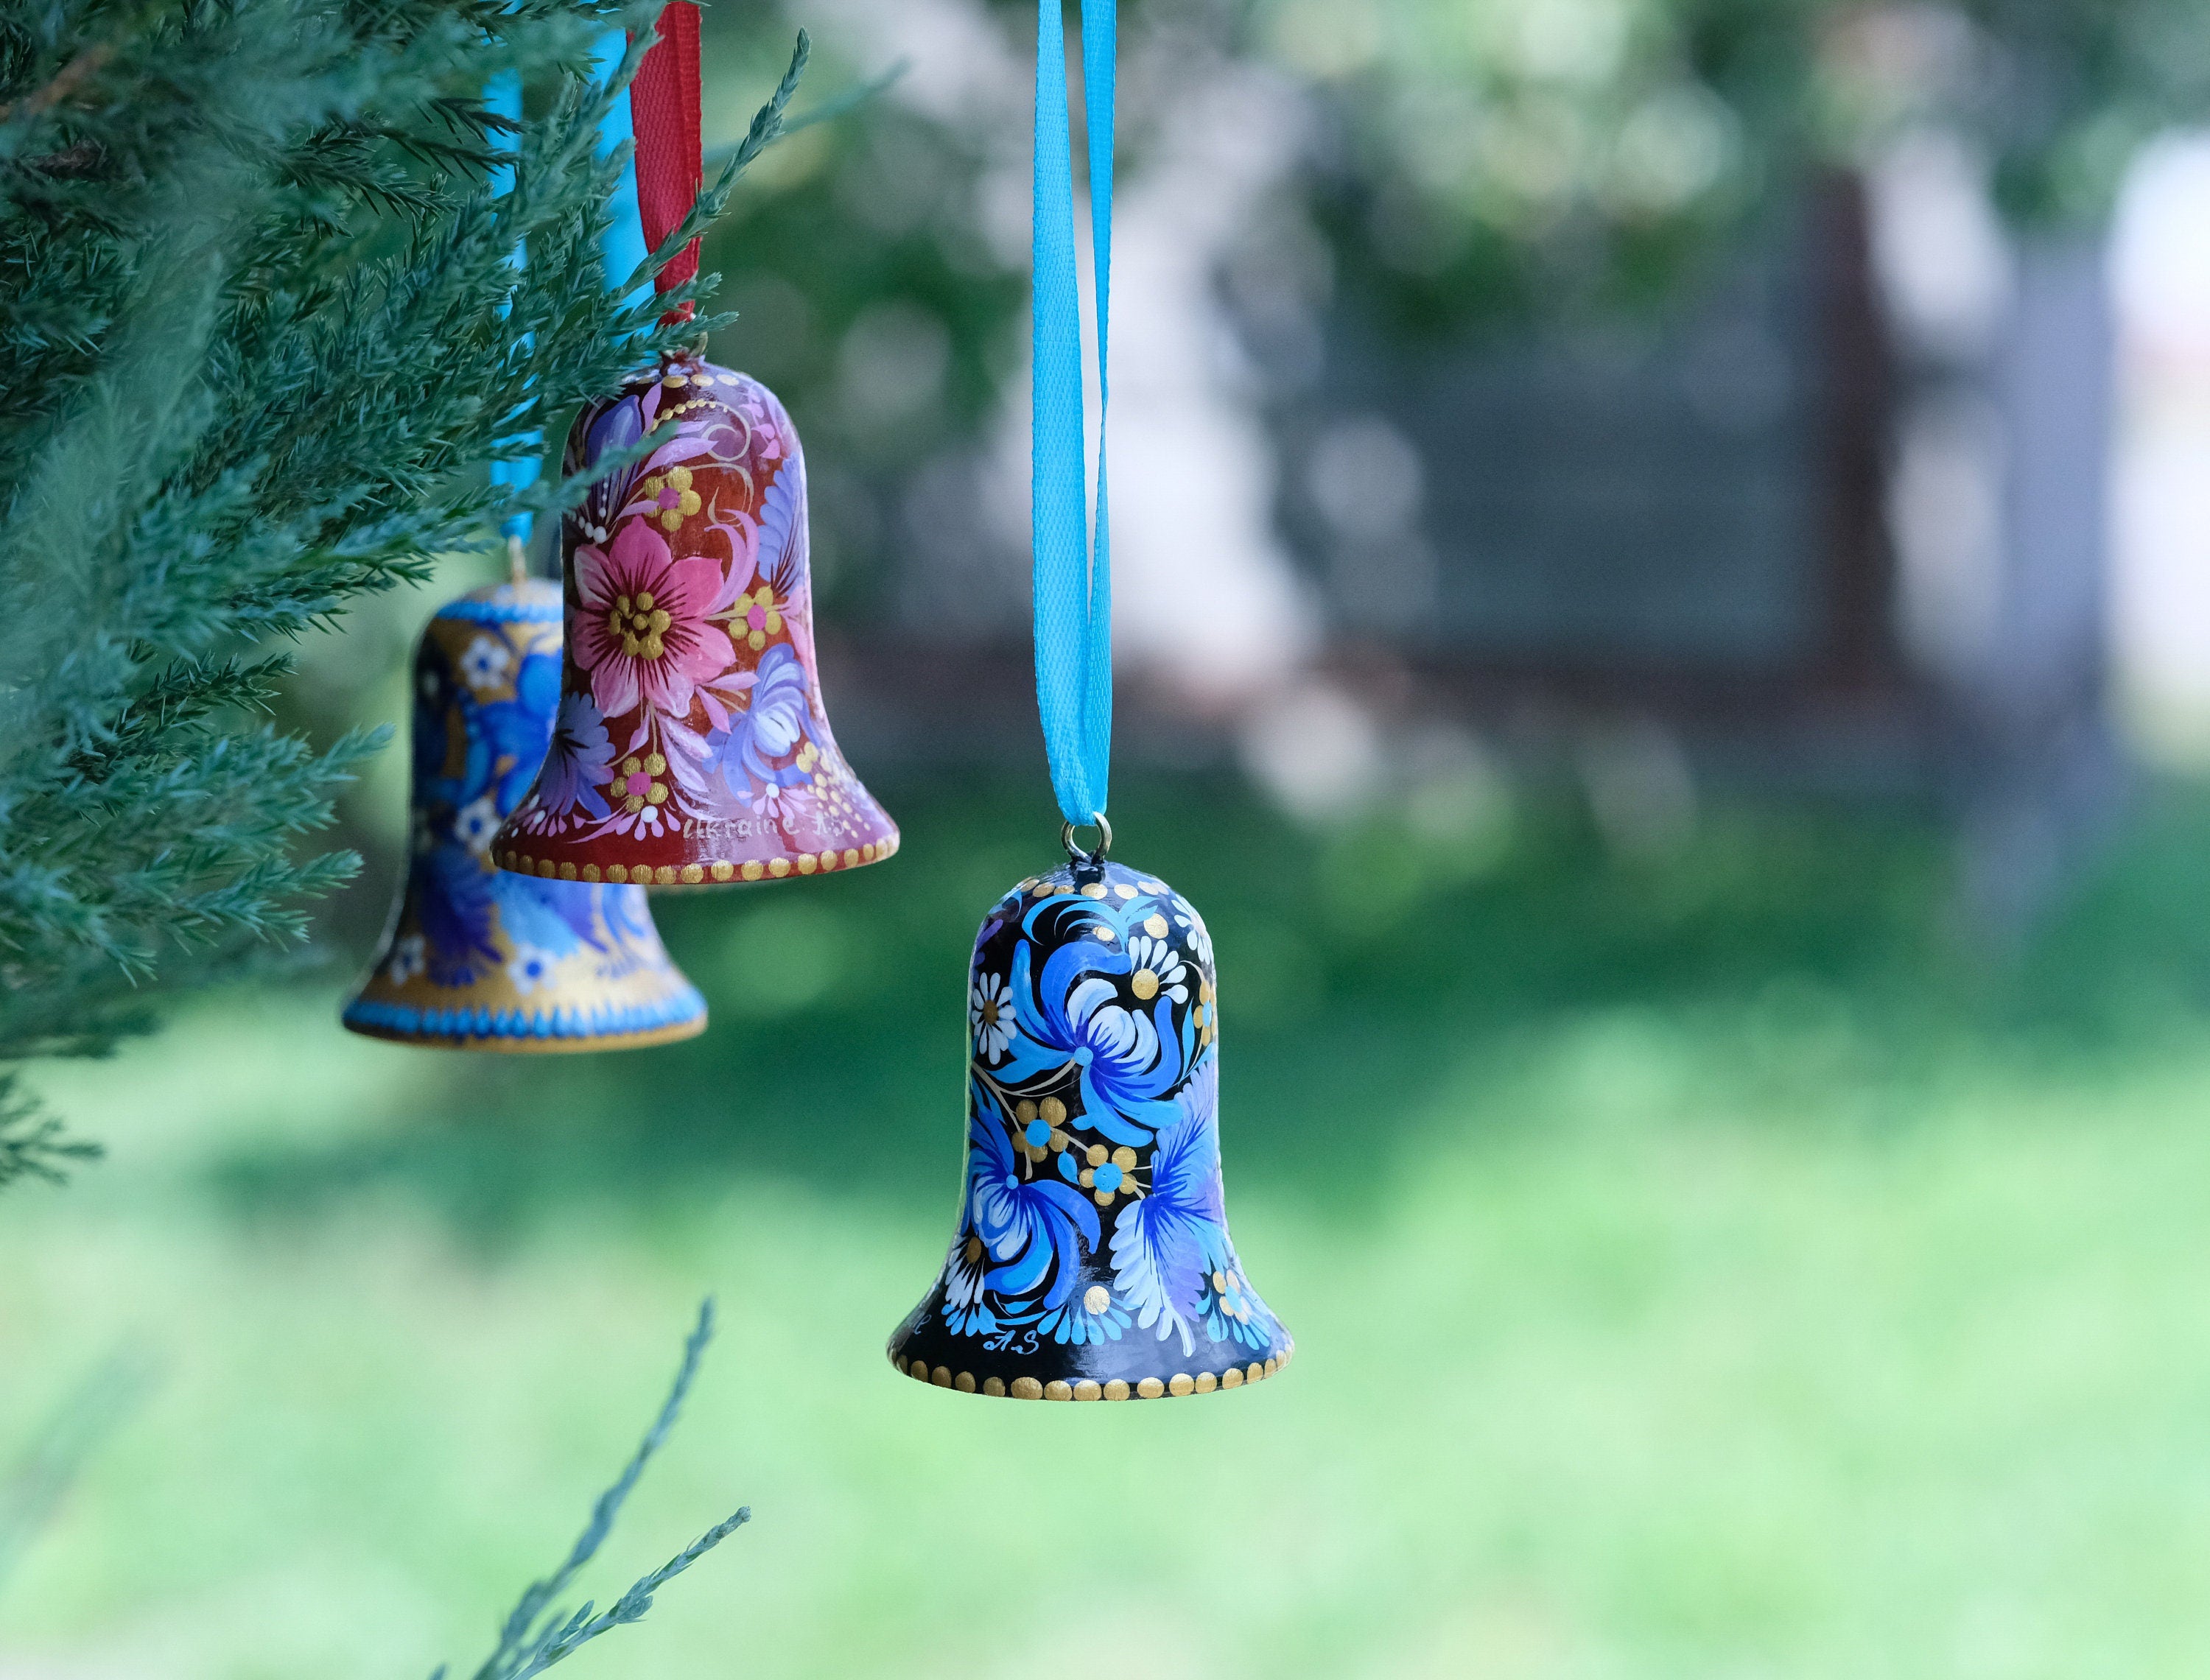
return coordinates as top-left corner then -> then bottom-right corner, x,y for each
340,1018 -> 705,1054
884,1338 -> 1295,1401
492,827 -> 899,889
340,995 -> 706,1053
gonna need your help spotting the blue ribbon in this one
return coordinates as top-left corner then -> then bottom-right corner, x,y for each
485,69 -> 539,543
488,36 -> 647,549
592,29 -> 651,315
1032,0 -> 1115,830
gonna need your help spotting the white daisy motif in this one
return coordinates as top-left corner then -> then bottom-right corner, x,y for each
457,634 -> 511,692
969,970 -> 1014,1063
453,794 -> 501,857
385,933 -> 427,985
1123,935 -> 1189,1005
944,1232 -> 986,1314
1175,912 -> 1214,972
507,945 -> 555,995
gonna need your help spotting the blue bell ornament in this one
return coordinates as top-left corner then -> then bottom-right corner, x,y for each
888,849 -> 1292,1399
343,579 -> 707,1050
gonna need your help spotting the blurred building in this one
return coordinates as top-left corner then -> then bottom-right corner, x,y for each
1274,156 -> 2120,908
687,4 -> 2203,930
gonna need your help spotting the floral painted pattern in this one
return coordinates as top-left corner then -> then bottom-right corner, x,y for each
344,580 -> 706,1051
572,520 -> 733,722
494,353 -> 897,885
887,860 -> 1292,1398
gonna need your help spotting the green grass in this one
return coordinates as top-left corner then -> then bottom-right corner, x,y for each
8,770 -> 2210,1679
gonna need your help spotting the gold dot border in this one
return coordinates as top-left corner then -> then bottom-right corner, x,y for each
888,1340 -> 1294,1401
496,830 -> 898,888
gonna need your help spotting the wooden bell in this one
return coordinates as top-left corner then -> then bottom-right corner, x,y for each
888,854 -> 1293,1399
343,580 -> 707,1050
493,352 -> 897,889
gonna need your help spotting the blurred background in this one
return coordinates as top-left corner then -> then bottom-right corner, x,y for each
8,0 -> 2210,1673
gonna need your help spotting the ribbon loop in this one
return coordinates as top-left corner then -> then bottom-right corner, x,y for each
1032,0 -> 1115,829
629,1 -> 704,325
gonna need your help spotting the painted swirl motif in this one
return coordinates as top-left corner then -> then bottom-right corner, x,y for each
494,351 -> 897,887
343,580 -> 706,1051
887,857 -> 1293,1399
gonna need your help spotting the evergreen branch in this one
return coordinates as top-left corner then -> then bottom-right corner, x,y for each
440,1300 -> 750,1680
766,53 -> 908,142
0,1078 -> 102,1190
63,656 -> 292,786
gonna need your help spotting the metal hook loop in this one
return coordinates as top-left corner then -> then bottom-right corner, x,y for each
1059,811 -> 1112,864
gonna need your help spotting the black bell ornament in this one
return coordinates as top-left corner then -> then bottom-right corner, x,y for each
888,834 -> 1293,1400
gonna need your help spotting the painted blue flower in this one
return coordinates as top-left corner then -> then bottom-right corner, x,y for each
531,690 -> 615,822
488,868 -> 597,960
963,1083 -> 1099,1315
505,943 -> 558,995
1001,907 -> 1188,1146
1200,1255 -> 1280,1352
452,794 -> 502,858
412,667 -> 488,818
1055,1137 -> 1145,1209
476,649 -> 565,812
754,448 -> 807,597
457,633 -> 511,692
384,932 -> 426,986
413,840 -> 499,985
709,642 -> 813,803
1108,1056 -> 1233,1355
600,884 -> 658,958
571,390 -> 648,541
1039,1279 -> 1131,1346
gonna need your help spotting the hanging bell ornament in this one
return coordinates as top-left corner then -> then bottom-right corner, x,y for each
493,352 -> 897,889
344,578 -> 707,1050
888,829 -> 1293,1399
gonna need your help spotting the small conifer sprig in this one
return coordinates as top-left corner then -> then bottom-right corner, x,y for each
0,1075 -> 104,1187
439,1299 -> 749,1680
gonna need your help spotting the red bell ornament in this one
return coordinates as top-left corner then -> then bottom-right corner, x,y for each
493,353 -> 897,888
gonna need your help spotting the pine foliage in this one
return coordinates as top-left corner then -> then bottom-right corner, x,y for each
0,1 -> 804,1173
438,1301 -> 748,1680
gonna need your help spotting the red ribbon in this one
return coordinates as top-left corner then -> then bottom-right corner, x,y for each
629,1 -> 703,326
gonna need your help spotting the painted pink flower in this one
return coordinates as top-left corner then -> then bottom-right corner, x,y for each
571,521 -> 734,722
